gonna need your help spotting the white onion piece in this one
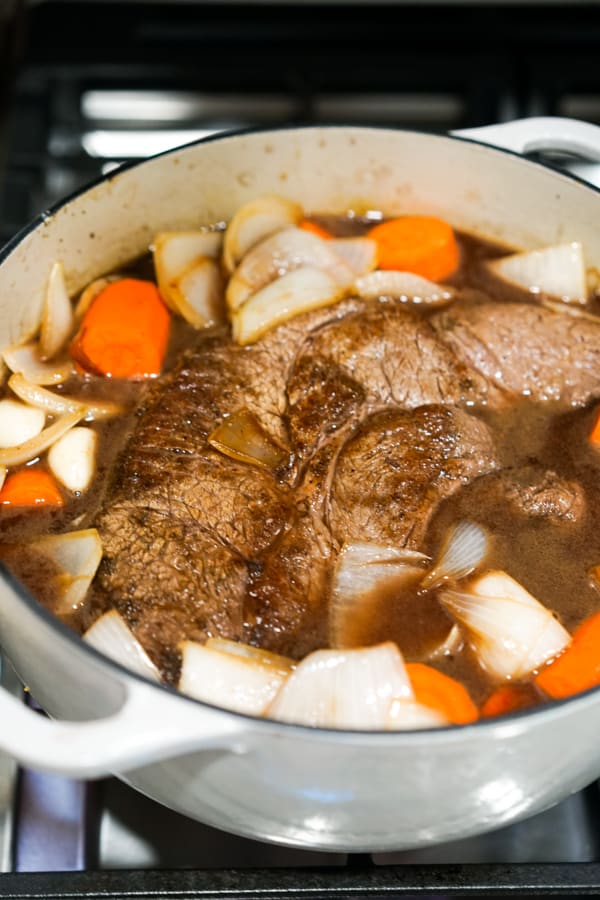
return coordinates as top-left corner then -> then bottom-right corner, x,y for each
39,261 -> 75,360
421,521 -> 489,589
169,258 -> 225,328
328,238 -> 378,276
426,624 -> 463,661
84,610 -> 161,682
0,408 -> 84,467
540,299 -> 600,323
75,275 -> 120,318
331,542 -> 429,649
232,266 -> 343,346
204,637 -> 295,675
8,373 -> 119,421
354,270 -> 454,306
48,426 -> 97,492
0,399 -> 45,448
3,343 -> 73,385
26,528 -> 102,613
153,230 -> 223,310
179,641 -> 288,715
440,570 -> 571,680
267,642 -> 413,729
226,226 -> 354,311
222,194 -> 303,274
387,698 -> 448,730
207,408 -> 287,469
489,242 -> 587,304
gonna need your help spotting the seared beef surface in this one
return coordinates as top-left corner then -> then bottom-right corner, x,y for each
86,292 -> 600,680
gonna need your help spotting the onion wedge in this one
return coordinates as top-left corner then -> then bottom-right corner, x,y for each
440,570 -> 571,680
153,230 -> 223,310
179,641 -> 288,715
0,408 -> 84,467
0,399 -> 45,448
3,343 -> 73,386
232,266 -> 343,346
421,521 -> 489,590
387,698 -> 448,730
39,261 -> 75,360
48,426 -> 97,492
207,408 -> 287,469
8,373 -> 119,421
84,610 -> 161,682
24,528 -> 102,613
330,542 -> 428,648
168,258 -> 225,328
204,638 -> 295,676
226,226 -> 354,312
354,270 -> 454,306
488,242 -> 587,305
222,194 -> 303,275
328,238 -> 378,276
267,642 -> 413,729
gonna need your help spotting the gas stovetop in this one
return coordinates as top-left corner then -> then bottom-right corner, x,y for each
1,2 -> 600,896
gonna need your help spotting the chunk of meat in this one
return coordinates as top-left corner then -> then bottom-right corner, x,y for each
329,405 -> 499,548
432,300 -> 600,407
499,466 -> 585,523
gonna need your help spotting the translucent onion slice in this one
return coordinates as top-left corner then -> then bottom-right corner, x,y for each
222,194 -> 303,275
267,642 -> 413,729
232,266 -> 343,346
488,242 -> 587,305
39,261 -> 75,360
354,270 -> 454,306
153,230 -> 223,310
169,258 -> 225,328
328,238 -> 378,276
179,641 -> 288,715
0,399 -> 45,448
226,226 -> 355,312
26,528 -> 102,614
440,570 -> 571,680
540,299 -> 600,323
8,373 -> 120,421
3,343 -> 74,385
387,698 -> 448,730
84,610 -> 161,682
48,426 -> 97,492
426,624 -> 463,661
207,408 -> 287,469
421,521 -> 489,589
331,542 -> 429,649
0,408 -> 84,467
204,637 -> 295,677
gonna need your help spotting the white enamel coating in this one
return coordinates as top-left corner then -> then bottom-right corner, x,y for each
1,118 -> 600,850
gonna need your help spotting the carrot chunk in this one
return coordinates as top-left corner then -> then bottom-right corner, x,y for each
298,220 -> 333,240
536,611 -> 600,700
480,683 -> 541,718
406,662 -> 479,725
69,278 -> 170,379
367,215 -> 459,280
589,410 -> 600,446
0,469 -> 63,506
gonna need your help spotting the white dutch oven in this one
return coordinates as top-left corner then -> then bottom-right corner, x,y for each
0,117 -> 599,852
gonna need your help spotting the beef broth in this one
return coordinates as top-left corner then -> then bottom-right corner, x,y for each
3,215 -> 600,716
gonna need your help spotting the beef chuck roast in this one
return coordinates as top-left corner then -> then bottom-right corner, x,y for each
87,292 -> 600,677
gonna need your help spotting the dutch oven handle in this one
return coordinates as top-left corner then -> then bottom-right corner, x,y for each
0,662 -> 247,778
452,116 -> 600,161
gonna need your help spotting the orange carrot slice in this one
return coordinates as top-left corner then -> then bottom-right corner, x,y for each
69,278 -> 170,379
536,611 -> 600,700
0,469 -> 63,506
480,683 -> 541,718
298,220 -> 333,240
589,410 -> 600,446
406,662 -> 479,725
367,215 -> 459,280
